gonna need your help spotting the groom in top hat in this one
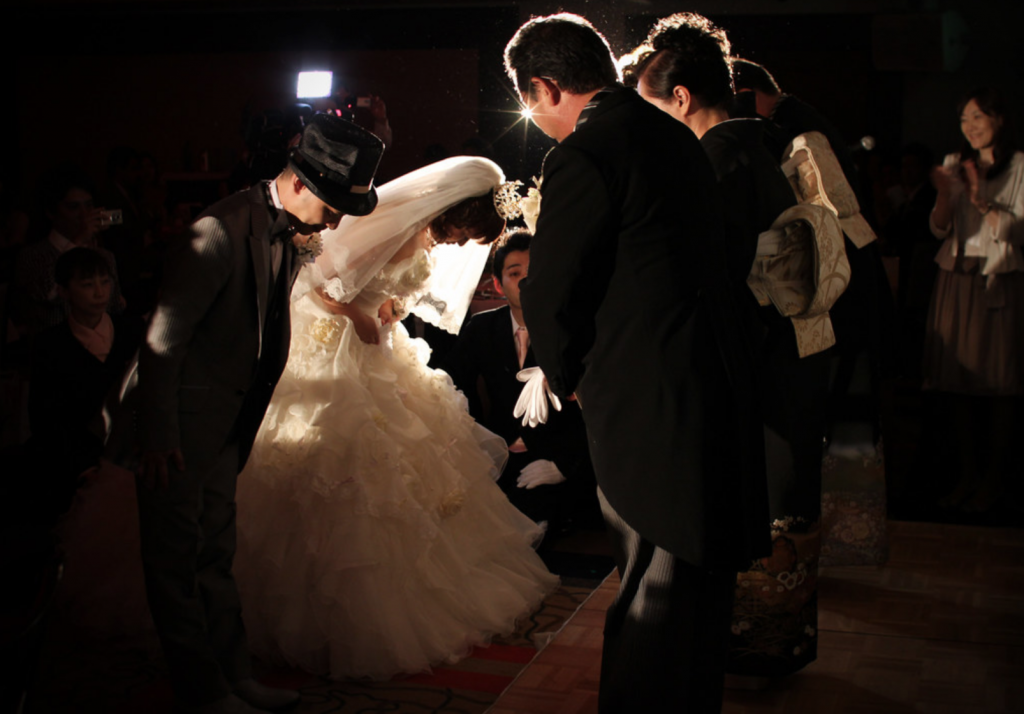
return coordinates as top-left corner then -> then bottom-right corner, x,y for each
114,113 -> 384,714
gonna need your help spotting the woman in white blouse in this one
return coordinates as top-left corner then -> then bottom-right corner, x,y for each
924,87 -> 1023,512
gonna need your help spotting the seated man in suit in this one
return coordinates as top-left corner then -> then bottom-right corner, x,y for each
445,229 -> 597,533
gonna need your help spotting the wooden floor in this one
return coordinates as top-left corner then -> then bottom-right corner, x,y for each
490,521 -> 1024,714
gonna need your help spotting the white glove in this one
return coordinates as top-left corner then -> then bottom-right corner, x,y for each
517,459 -> 566,489
513,367 -> 562,428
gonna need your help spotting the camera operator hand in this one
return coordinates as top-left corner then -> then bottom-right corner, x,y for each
70,206 -> 107,246
370,95 -> 393,147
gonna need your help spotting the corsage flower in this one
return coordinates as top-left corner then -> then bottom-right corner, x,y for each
296,232 -> 324,262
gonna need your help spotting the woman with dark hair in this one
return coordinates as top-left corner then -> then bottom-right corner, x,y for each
924,87 -> 1024,512
233,156 -> 557,680
623,12 -> 833,683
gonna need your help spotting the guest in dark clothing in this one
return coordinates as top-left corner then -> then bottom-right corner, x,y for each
731,58 -> 861,197
885,145 -> 940,302
733,56 -> 891,471
884,143 -> 939,377
27,247 -> 140,521
444,229 -> 597,531
623,12 -> 833,684
11,166 -> 124,338
731,60 -> 890,568
731,56 -> 885,353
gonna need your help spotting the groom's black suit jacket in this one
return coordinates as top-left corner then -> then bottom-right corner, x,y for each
109,182 -> 300,471
521,88 -> 769,569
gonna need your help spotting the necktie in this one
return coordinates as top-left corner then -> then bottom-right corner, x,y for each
515,326 -> 529,368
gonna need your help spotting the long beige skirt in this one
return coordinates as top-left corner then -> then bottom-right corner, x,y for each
922,267 -> 1024,395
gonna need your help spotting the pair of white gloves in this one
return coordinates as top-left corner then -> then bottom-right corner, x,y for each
511,366 -> 566,489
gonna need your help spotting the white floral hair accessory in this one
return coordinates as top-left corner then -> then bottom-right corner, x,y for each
520,177 -> 542,233
493,180 -> 524,220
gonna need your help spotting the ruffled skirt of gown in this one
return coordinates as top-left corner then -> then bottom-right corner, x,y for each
234,293 -> 558,680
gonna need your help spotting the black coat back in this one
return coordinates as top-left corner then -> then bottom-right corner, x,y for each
521,89 -> 769,568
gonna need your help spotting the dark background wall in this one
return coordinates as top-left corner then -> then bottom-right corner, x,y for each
8,3 -> 522,191
6,0 -> 1023,208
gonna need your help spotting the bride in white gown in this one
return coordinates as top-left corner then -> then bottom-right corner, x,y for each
233,156 -> 558,681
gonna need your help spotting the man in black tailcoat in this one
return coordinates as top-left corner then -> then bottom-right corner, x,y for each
504,14 -> 769,713
109,114 -> 384,714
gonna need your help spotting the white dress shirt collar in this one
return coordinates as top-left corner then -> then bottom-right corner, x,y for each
269,178 -> 285,210
510,310 -> 525,338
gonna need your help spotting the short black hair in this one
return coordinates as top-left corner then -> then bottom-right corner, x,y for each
504,13 -> 619,100
491,228 -> 532,279
54,247 -> 112,287
731,58 -> 781,97
39,164 -> 95,217
621,13 -> 734,110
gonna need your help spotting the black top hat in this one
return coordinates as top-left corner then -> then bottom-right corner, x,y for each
288,113 -> 385,217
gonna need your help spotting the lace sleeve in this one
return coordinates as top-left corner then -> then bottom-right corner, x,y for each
322,276 -> 350,302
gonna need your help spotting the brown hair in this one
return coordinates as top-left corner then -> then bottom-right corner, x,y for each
429,191 -> 506,246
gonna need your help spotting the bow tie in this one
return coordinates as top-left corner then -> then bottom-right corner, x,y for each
270,209 -> 296,245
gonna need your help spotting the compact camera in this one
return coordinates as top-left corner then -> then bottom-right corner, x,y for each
100,209 -> 123,227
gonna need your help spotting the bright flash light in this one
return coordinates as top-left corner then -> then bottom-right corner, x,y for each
520,107 -> 534,121
297,71 -> 333,99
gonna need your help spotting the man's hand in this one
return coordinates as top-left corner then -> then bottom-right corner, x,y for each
517,459 -> 566,489
138,448 -> 185,490
70,206 -> 106,245
370,95 -> 388,121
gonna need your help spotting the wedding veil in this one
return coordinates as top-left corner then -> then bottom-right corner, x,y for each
293,156 -> 505,335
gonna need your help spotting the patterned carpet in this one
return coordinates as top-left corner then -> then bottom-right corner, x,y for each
26,554 -> 612,714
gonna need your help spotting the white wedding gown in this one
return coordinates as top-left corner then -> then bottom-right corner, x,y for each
233,248 -> 558,680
